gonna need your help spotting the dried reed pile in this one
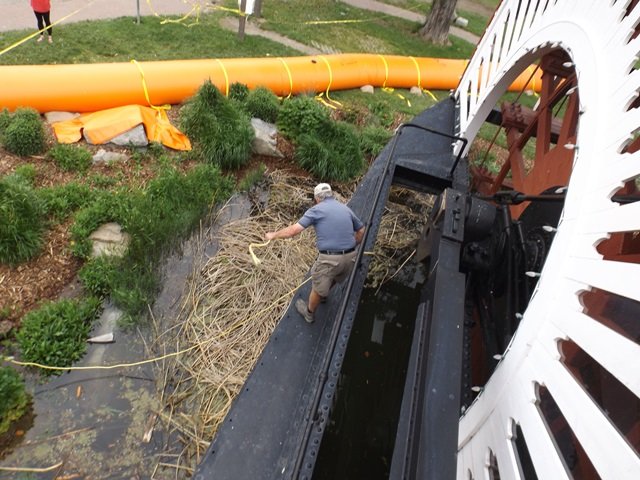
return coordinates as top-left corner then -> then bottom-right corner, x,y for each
158,171 -> 319,470
366,187 -> 434,289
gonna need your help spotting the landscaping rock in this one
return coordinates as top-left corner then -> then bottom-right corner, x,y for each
88,223 -> 131,258
360,85 -> 375,94
454,16 -> 469,28
109,124 -> 149,147
92,148 -> 129,165
251,118 -> 284,158
0,320 -> 12,339
44,111 -> 80,124
84,124 -> 148,147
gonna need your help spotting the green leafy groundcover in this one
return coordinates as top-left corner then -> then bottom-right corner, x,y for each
0,366 -> 29,435
16,298 -> 102,375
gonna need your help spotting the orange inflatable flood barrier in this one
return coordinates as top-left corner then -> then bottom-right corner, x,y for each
0,54 -> 541,113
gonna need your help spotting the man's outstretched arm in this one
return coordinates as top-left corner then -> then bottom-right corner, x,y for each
265,223 -> 305,241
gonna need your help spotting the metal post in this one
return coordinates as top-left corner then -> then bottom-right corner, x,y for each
136,0 -> 140,24
238,0 -> 247,40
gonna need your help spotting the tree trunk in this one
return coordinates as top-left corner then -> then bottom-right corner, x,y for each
419,0 -> 458,45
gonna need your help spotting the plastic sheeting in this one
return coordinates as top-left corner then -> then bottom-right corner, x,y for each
52,105 -> 191,151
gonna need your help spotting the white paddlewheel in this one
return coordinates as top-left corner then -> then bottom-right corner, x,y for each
455,1 -> 640,479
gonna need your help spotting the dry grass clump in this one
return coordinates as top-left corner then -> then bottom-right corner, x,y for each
157,171 -> 318,470
366,187 -> 434,290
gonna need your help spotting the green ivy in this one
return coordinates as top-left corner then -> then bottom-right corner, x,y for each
16,298 -> 102,375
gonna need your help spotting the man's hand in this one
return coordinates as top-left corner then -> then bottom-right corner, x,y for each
265,232 -> 276,241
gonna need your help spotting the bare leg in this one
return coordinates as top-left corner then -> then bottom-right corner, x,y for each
308,289 -> 322,313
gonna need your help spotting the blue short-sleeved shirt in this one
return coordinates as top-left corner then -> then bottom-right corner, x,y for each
298,197 -> 364,251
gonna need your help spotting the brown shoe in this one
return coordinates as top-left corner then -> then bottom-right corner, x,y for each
295,299 -> 314,324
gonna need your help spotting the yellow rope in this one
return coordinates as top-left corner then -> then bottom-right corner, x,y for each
160,4 -> 201,26
410,55 -> 421,89
316,56 -> 342,108
210,5 -> 246,16
0,462 -> 63,473
6,344 -> 198,371
409,56 -> 437,101
378,54 -> 390,89
277,57 -> 294,99
130,59 -> 171,112
303,19 -> 367,25
249,239 -> 270,265
215,58 -> 230,97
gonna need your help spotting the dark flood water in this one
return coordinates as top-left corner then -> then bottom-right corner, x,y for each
313,282 -> 420,480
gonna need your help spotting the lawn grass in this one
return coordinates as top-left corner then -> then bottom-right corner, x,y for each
253,0 -> 475,59
0,12 -> 300,65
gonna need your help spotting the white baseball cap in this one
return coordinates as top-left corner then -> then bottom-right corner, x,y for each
313,183 -> 332,196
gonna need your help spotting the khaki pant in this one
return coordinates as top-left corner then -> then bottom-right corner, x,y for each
311,250 -> 358,297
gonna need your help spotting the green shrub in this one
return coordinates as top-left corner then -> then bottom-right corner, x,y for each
12,164 -> 38,185
39,182 -> 95,221
0,108 -> 11,135
2,108 -> 45,157
0,176 -> 45,264
277,95 -> 331,141
49,144 -> 93,173
116,164 -> 232,314
295,121 -> 364,182
16,297 -> 102,375
180,80 -> 254,169
123,164 -> 233,258
229,82 -> 250,102
359,125 -> 392,158
79,256 -> 117,298
110,260 -> 158,315
245,87 -> 280,123
295,134 -> 330,177
0,367 -> 29,435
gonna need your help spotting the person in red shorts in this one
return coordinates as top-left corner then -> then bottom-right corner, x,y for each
31,0 -> 53,43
